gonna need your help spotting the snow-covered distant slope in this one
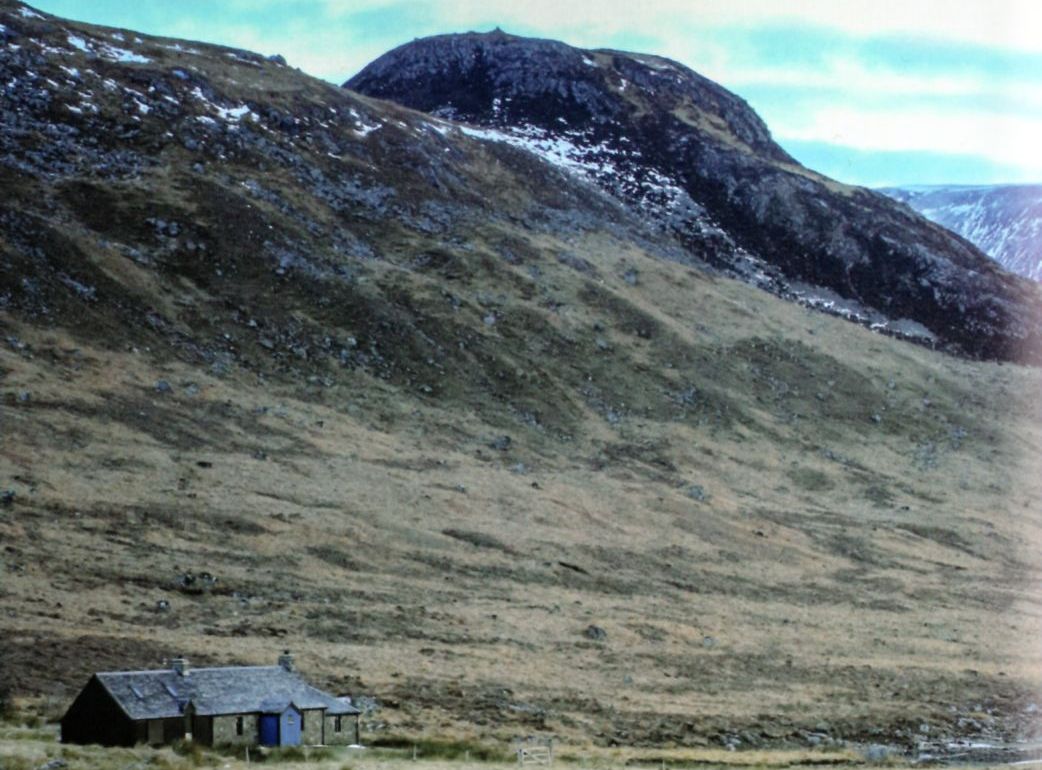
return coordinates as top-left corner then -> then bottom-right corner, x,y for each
883,185 -> 1042,282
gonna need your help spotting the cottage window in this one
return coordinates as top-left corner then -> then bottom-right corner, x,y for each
235,716 -> 244,736
334,716 -> 342,733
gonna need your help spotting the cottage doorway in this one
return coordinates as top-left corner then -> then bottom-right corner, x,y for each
259,715 -> 279,746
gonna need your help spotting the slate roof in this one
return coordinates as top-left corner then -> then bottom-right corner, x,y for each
95,665 -> 360,720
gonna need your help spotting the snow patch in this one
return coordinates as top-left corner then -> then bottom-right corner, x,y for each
18,6 -> 44,19
189,86 -> 255,123
354,121 -> 381,137
164,43 -> 201,55
458,122 -> 689,211
66,32 -> 152,63
348,108 -> 382,137
423,120 -> 452,137
215,104 -> 251,121
66,34 -> 90,53
107,45 -> 150,64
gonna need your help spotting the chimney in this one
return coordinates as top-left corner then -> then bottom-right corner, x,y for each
171,657 -> 189,676
278,650 -> 294,672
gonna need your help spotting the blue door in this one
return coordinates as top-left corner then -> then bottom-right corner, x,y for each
259,715 -> 279,746
278,706 -> 301,746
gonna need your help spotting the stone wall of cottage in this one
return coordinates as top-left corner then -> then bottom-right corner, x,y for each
301,709 -> 323,745
212,714 -> 257,746
323,714 -> 357,746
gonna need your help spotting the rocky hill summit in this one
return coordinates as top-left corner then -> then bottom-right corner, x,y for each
347,31 -> 1042,363
883,185 -> 1042,282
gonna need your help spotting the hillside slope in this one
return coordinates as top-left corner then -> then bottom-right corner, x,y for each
2,1 -> 1042,752
347,31 -> 1042,364
883,185 -> 1042,282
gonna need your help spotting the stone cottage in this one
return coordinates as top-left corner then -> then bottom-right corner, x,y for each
60,652 -> 360,747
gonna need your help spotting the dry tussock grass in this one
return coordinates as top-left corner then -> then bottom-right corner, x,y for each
3,211 -> 1042,744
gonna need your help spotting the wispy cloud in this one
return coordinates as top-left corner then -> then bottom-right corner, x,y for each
319,0 -> 1042,55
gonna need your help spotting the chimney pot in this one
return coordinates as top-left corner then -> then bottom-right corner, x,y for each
171,658 -> 189,676
278,651 -> 294,672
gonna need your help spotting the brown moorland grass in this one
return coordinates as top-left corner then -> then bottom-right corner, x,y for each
1,2 -> 1042,750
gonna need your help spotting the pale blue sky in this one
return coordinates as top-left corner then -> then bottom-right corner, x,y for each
27,0 -> 1042,187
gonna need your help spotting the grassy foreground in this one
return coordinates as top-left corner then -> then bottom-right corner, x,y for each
0,718 -> 892,770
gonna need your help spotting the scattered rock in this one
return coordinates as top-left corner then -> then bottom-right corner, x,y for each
0,490 -> 15,507
583,624 -> 607,641
176,571 -> 217,593
559,561 -> 589,575
686,484 -> 709,502
489,435 -> 512,451
155,599 -> 170,613
154,379 -> 172,393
